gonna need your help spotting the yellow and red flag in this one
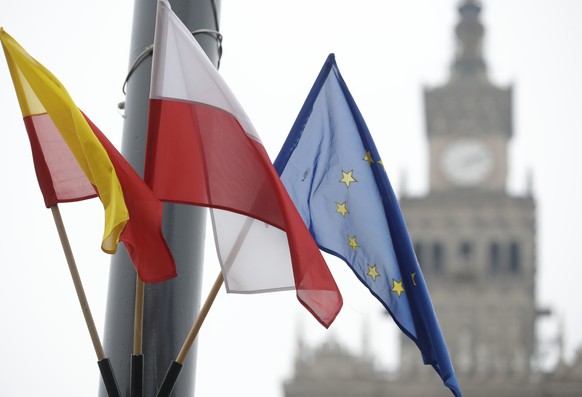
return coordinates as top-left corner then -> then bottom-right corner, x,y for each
1,28 -> 176,283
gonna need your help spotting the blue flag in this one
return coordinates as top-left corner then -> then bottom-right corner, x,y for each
274,54 -> 462,397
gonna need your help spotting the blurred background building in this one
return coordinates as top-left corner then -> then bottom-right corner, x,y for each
283,1 -> 582,396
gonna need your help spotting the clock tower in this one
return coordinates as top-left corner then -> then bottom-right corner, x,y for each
426,0 -> 512,192
399,0 -> 539,387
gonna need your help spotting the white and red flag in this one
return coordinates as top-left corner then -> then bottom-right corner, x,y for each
144,0 -> 342,327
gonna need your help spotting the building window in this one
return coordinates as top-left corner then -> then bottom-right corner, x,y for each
509,241 -> 521,274
459,241 -> 473,264
489,242 -> 501,274
433,242 -> 444,274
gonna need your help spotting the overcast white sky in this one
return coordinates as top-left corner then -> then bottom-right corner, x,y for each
0,1 -> 581,396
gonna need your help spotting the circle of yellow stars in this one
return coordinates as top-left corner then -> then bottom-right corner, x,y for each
331,150 -> 410,298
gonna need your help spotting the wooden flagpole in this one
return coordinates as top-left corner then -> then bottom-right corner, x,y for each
131,277 -> 145,397
133,277 -> 145,355
176,272 -> 224,364
50,205 -> 121,397
155,272 -> 224,397
156,216 -> 254,397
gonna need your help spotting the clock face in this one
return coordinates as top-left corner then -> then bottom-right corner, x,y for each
441,137 -> 494,186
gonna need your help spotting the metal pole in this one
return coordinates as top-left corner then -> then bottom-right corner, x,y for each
99,0 -> 221,396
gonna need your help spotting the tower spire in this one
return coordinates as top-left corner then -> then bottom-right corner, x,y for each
451,0 -> 487,82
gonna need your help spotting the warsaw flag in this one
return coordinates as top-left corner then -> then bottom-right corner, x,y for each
1,28 -> 176,283
145,0 -> 342,327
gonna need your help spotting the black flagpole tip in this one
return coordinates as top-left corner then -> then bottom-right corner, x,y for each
97,358 -> 121,397
156,361 -> 184,397
130,354 -> 144,397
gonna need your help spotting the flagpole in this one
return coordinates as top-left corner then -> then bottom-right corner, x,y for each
156,216 -> 253,397
176,273 -> 223,364
99,1 -> 222,396
130,277 -> 144,397
50,205 -> 121,397
156,272 -> 224,397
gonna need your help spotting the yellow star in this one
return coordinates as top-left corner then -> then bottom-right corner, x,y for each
378,160 -> 386,171
335,202 -> 349,217
392,279 -> 405,297
340,170 -> 357,188
367,264 -> 380,281
411,272 -> 417,286
363,151 -> 374,165
347,235 -> 359,251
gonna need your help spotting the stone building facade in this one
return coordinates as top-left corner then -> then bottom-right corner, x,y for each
284,339 -> 582,397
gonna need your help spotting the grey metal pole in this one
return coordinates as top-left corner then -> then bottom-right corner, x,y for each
99,1 -> 221,396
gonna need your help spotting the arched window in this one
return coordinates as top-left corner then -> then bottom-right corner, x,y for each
509,241 -> 521,274
460,241 -> 473,264
489,242 -> 501,274
433,242 -> 444,274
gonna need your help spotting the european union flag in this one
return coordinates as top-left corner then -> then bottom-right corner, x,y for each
274,54 -> 462,397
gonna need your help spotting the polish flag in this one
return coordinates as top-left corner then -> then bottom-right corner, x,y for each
144,0 -> 342,327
